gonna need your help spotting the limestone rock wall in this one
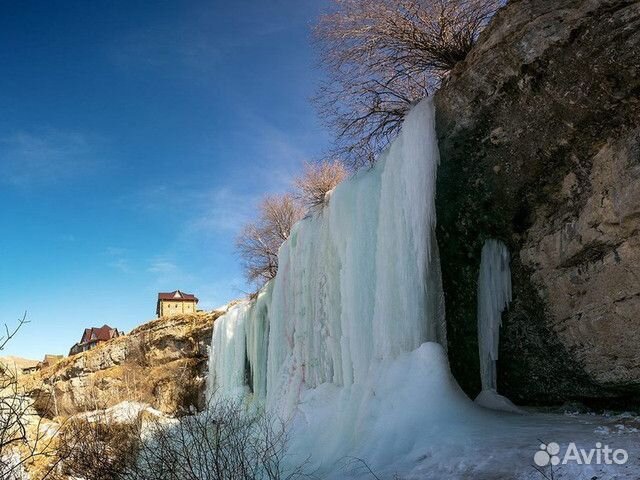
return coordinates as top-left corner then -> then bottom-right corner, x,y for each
24,311 -> 226,417
435,0 -> 640,407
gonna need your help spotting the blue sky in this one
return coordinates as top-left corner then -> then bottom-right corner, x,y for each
0,0 -> 330,359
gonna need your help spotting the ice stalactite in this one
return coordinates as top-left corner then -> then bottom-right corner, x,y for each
475,239 -> 522,413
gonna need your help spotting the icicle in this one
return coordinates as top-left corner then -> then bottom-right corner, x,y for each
477,239 -> 512,391
475,239 -> 522,413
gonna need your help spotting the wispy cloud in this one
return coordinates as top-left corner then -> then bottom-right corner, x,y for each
147,259 -> 179,274
125,182 -> 259,239
105,247 -> 134,274
146,256 -> 196,290
58,234 -> 77,243
109,258 -> 133,274
109,3 -> 293,79
110,28 -> 223,77
0,129 -> 105,187
188,187 -> 258,235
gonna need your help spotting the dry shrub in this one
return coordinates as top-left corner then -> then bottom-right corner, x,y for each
52,415 -> 141,480
130,396 -> 308,480
0,314 -> 64,480
294,160 -> 348,209
50,397 -> 309,480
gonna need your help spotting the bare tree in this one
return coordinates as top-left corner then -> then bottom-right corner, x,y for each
314,0 -> 502,168
294,160 -> 348,210
0,314 -> 65,480
236,194 -> 304,288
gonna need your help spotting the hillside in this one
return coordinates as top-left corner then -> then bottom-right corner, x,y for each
21,309 -> 229,418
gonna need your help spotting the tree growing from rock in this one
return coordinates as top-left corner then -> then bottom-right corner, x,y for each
236,194 -> 304,288
314,0 -> 502,168
294,160 -> 348,209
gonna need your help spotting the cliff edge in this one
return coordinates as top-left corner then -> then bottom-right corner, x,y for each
23,310 -> 228,417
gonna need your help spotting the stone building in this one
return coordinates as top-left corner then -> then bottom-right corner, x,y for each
156,290 -> 199,317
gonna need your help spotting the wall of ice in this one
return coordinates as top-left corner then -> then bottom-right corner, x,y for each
208,98 -> 477,474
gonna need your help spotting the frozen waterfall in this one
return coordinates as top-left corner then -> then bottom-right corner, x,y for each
208,98 -> 476,474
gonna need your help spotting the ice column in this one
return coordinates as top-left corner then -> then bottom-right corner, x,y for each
477,239 -> 512,392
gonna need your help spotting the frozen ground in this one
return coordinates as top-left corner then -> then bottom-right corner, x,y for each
278,342 -> 640,480
398,410 -> 640,480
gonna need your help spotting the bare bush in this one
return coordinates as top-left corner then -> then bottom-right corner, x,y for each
51,397 -> 310,480
315,0 -> 502,168
236,194 -> 304,288
294,160 -> 348,209
129,397 -> 309,480
52,415 -> 141,480
0,368 -> 34,479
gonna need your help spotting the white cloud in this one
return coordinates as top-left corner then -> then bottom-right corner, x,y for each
0,129 -> 105,187
146,257 -> 197,290
188,187 -> 258,235
147,260 -> 179,274
109,258 -> 133,274
105,247 -> 134,274
125,182 -> 260,239
109,3 -> 296,79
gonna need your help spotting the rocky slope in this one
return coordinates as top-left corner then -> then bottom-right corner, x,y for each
435,0 -> 640,407
23,310 -> 227,417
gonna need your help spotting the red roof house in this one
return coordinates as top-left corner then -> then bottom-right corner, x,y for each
69,324 -> 122,356
156,290 -> 199,317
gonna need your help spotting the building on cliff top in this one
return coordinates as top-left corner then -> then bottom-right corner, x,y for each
39,354 -> 63,369
156,290 -> 199,317
69,325 -> 122,356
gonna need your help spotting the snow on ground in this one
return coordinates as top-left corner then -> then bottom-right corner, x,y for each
78,401 -> 167,424
402,409 -> 640,480
282,343 -> 640,479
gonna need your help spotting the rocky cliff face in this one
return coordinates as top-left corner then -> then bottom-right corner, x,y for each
435,0 -> 640,407
24,310 -> 227,417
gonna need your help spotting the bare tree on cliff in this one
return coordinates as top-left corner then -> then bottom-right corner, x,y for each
294,160 -> 348,209
236,194 -> 304,288
314,0 -> 502,168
